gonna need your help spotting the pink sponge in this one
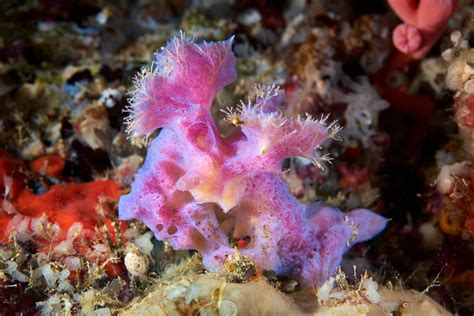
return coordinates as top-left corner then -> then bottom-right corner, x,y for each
388,0 -> 458,59
119,35 -> 388,287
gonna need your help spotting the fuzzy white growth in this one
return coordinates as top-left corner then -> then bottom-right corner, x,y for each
221,84 -> 342,171
317,268 -> 382,306
299,151 -> 334,172
36,294 -> 66,315
239,103 -> 287,129
221,84 -> 285,126
40,263 -> 74,292
124,32 -> 190,138
254,83 -> 282,103
317,276 -> 335,302
53,223 -> 83,255
316,61 -> 388,148
123,61 -> 158,138
313,113 -> 343,141
133,231 -> 154,255
336,76 -> 389,148
361,277 -> 381,304
5,261 -> 29,282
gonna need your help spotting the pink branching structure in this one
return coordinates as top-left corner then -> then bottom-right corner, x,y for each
119,35 -> 388,287
388,0 -> 458,59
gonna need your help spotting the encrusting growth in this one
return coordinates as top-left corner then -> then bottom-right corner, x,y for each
119,35 -> 388,287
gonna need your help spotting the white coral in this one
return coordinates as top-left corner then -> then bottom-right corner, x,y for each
315,62 -> 388,148
334,76 -> 388,148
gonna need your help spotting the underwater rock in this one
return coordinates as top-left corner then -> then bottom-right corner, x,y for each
122,273 -> 301,315
122,272 -> 451,316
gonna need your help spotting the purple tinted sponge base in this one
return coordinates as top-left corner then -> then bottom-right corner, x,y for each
119,35 -> 388,287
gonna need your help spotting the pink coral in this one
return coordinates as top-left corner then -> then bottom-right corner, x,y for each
388,0 -> 458,59
119,36 -> 388,287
